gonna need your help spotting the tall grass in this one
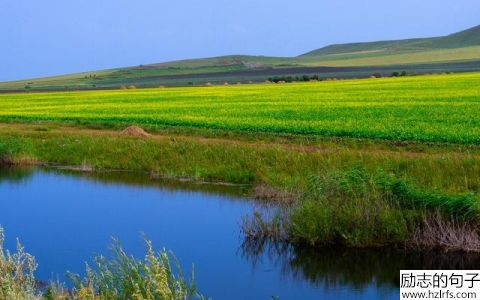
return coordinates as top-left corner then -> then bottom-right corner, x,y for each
66,239 -> 202,300
291,167 -> 480,247
0,227 -> 38,300
243,167 -> 480,248
1,124 -> 479,194
0,227 -> 205,300
376,171 -> 480,219
290,168 -> 414,246
0,139 -> 34,165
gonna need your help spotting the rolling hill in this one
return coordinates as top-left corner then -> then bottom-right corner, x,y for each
1,25 -> 479,91
300,24 -> 480,56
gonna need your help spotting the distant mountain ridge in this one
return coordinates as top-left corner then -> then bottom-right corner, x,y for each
300,25 -> 480,56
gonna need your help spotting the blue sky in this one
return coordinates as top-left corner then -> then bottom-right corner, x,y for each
1,0 -> 479,81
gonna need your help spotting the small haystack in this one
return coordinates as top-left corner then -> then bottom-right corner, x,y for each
120,126 -> 151,138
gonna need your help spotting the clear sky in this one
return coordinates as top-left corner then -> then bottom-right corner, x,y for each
1,0 -> 479,81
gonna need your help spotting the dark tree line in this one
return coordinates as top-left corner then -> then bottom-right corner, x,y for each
267,74 -> 320,83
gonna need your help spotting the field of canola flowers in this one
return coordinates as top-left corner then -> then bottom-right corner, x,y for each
0,72 -> 479,144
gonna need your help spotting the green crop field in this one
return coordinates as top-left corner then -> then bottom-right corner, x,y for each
0,72 -> 479,144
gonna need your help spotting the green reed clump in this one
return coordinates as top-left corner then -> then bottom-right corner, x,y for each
66,239 -> 204,300
0,226 -> 205,300
0,139 -> 33,164
376,173 -> 480,219
289,167 -> 480,247
290,167 -> 413,246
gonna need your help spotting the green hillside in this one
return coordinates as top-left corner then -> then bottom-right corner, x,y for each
300,25 -> 480,56
1,25 -> 479,92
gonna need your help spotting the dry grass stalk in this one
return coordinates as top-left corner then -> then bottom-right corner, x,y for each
411,213 -> 480,252
241,209 -> 290,242
253,184 -> 297,206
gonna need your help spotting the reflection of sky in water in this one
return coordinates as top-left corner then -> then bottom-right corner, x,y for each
4,168 -> 468,299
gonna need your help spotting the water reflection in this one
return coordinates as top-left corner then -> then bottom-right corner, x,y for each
241,239 -> 480,292
0,166 -> 250,197
0,165 -> 34,183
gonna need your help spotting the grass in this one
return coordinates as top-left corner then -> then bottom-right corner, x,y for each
301,25 -> 480,56
242,167 -> 480,248
290,169 -> 412,246
300,46 -> 480,67
0,73 -> 479,144
0,227 -> 204,299
289,167 -> 480,247
0,123 -> 479,193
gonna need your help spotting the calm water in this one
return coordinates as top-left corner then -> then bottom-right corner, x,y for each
1,168 -> 479,299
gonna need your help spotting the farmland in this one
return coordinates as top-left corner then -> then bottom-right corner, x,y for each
0,73 -> 479,144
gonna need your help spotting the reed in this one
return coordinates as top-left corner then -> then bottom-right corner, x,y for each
243,167 -> 480,249
0,227 -> 205,300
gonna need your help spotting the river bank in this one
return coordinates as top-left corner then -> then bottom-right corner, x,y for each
1,122 -> 479,250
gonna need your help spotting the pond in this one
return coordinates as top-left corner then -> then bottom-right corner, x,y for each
1,167 -> 478,299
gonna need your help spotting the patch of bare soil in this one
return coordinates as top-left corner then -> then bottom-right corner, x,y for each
120,126 -> 151,138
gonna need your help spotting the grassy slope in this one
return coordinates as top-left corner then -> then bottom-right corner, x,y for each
301,25 -> 480,56
0,73 -> 479,144
1,26 -> 479,91
298,46 -> 480,67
